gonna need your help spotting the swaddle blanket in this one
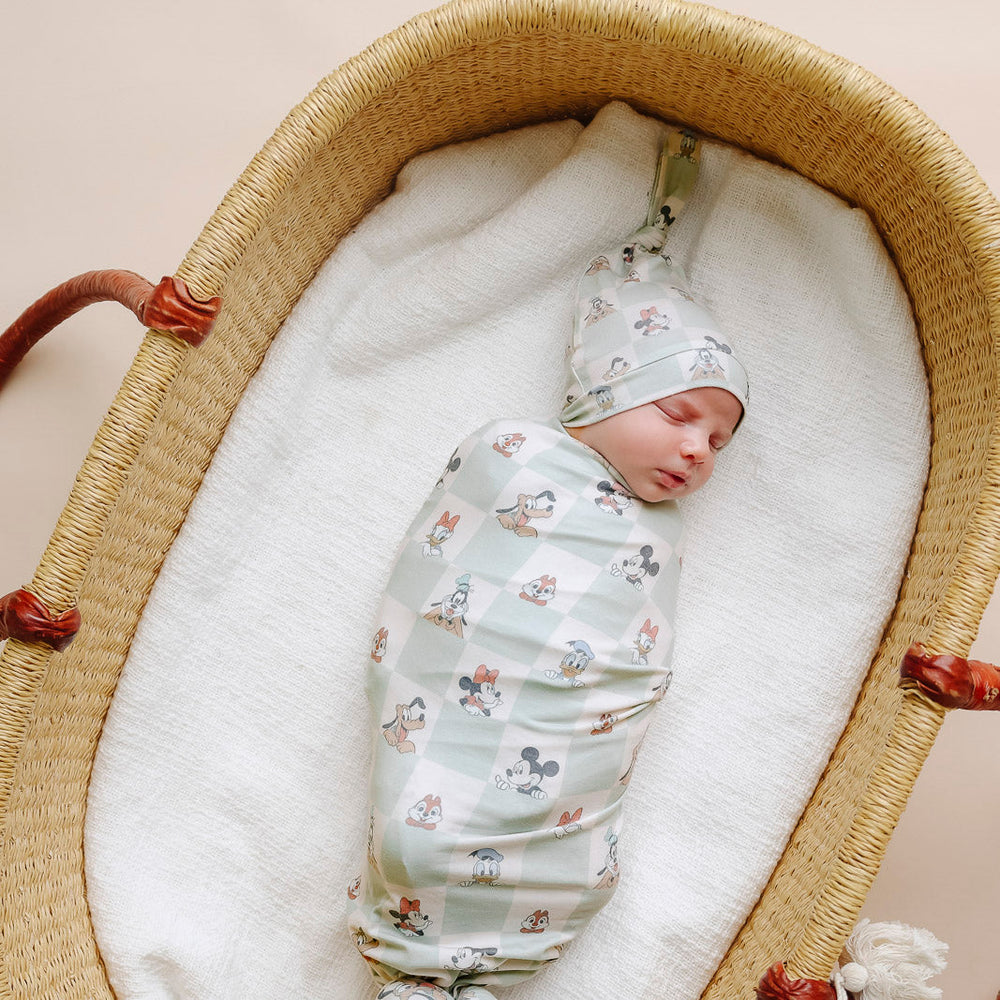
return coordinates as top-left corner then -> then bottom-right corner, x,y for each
353,419 -> 682,990
84,101 -> 929,1000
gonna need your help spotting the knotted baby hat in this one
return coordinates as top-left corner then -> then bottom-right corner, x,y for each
560,131 -> 750,427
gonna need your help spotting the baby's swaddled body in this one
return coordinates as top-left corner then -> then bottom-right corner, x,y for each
349,418 -> 683,993
350,132 -> 749,998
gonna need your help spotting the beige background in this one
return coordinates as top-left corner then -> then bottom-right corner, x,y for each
1,0 -> 997,995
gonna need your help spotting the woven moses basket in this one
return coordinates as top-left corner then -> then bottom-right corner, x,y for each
2,1 -> 1000,997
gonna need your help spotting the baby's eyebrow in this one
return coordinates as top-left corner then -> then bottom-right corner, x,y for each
663,396 -> 699,417
659,396 -> 694,413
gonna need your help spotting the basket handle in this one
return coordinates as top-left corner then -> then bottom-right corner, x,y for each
899,642 -> 1000,710
0,269 -> 220,390
0,269 -> 221,650
0,590 -> 81,653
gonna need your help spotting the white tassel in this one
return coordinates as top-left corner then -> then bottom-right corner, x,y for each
837,919 -> 948,1000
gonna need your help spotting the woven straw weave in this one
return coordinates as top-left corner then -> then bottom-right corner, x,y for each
2,1 -> 999,997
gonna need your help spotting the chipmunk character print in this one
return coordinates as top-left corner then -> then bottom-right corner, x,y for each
382,697 -> 427,755
554,807 -> 583,838
633,305 -> 671,335
545,639 -> 594,687
421,510 -> 460,558
593,829 -> 620,890
495,747 -> 560,799
495,490 -> 556,538
594,479 -> 633,516
423,573 -> 472,637
520,910 -> 549,933
519,575 -> 556,606
390,898 -> 432,937
493,432 -> 526,457
631,618 -> 658,665
610,545 -> 660,591
370,626 -> 389,663
445,947 -> 499,975
583,295 -> 615,327
405,794 -> 442,830
602,356 -> 630,380
459,664 -> 502,717
458,848 -> 504,887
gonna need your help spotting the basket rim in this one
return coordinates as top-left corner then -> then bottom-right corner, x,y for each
180,0 -> 1000,307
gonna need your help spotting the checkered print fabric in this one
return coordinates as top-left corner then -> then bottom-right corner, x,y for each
351,419 -> 683,990
560,230 -> 750,428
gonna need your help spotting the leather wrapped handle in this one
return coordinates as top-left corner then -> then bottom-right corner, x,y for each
0,269 -> 221,390
757,962 -> 836,999
0,589 -> 82,653
900,642 -> 1000,710
0,269 -> 221,649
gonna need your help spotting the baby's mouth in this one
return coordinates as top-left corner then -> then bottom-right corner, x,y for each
657,469 -> 688,488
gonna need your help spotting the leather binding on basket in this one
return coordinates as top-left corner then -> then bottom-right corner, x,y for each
1,1 -> 999,998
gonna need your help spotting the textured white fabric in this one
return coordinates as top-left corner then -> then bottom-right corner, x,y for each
84,102 -> 930,1000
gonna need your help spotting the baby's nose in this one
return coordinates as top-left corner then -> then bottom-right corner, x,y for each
682,432 -> 709,460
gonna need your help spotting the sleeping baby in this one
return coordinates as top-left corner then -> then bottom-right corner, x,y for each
348,135 -> 750,1000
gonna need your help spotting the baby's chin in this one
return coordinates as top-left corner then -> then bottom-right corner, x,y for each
633,484 -> 679,503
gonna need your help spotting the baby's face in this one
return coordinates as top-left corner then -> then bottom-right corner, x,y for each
567,386 -> 742,503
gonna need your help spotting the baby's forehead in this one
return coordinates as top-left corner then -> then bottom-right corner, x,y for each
659,386 -> 719,405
